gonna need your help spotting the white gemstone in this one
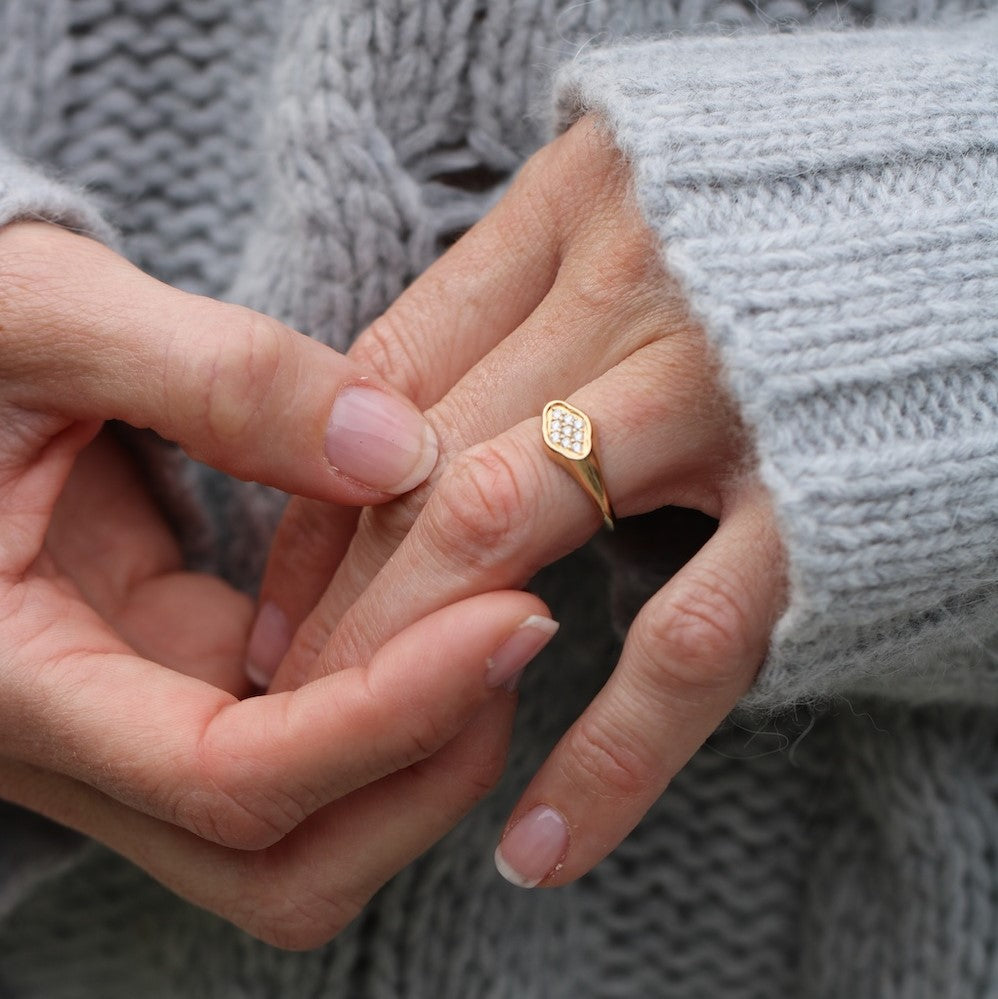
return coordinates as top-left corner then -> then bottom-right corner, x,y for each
572,442 -> 581,453
551,420 -> 561,432
574,429 -> 583,442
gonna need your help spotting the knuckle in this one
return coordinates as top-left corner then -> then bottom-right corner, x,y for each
351,309 -> 424,398
396,706 -> 451,765
459,747 -> 507,799
171,780 -> 302,853
425,442 -> 534,574
646,568 -> 753,691
508,121 -> 628,246
382,664 -> 476,769
418,741 -> 507,804
564,713 -> 660,802
188,303 -> 287,448
511,150 -> 564,234
567,256 -> 638,315
357,478 -> 431,559
170,720 -> 314,851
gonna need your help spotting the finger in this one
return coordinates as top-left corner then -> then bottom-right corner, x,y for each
0,692 -> 517,949
278,336 -> 739,690
246,137 -> 582,682
344,126 -> 590,408
245,497 -> 359,688
0,222 -> 436,501
250,256 -> 643,687
264,269 -> 704,692
250,246 -> 665,689
0,587 -> 554,850
305,264 -> 694,629
252,695 -> 518,948
247,122 -> 635,678
46,430 -> 182,612
0,417 -> 102,576
47,431 -> 255,693
495,492 -> 785,888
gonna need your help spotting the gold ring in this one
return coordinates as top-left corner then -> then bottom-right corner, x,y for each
542,400 -> 615,530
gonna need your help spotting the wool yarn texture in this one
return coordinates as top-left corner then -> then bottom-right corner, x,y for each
0,1 -> 996,996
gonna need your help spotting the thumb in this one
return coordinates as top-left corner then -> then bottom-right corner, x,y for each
0,222 -> 437,502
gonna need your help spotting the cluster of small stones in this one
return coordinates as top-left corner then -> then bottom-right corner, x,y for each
548,407 -> 586,454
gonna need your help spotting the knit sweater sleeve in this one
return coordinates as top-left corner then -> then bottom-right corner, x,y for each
0,147 -> 117,244
554,15 -> 998,710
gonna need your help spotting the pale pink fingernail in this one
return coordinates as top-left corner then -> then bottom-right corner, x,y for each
486,615 -> 559,690
245,601 -> 292,688
494,805 -> 570,888
325,385 -> 438,494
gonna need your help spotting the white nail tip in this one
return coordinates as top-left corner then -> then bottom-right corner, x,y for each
244,659 -> 272,690
518,615 -> 560,638
389,421 -> 439,495
494,844 -> 542,889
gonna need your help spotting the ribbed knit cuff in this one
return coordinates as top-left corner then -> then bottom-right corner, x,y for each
0,150 -> 118,246
555,17 -> 998,708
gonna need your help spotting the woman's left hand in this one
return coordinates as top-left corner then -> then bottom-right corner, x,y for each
250,118 -> 787,888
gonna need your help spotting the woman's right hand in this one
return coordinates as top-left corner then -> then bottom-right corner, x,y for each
0,222 -> 550,947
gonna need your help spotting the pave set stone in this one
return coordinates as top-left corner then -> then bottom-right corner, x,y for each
546,405 -> 587,455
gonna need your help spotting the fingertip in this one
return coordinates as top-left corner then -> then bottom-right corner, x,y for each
244,601 -> 292,690
494,804 -> 571,889
324,383 -> 439,496
375,591 -> 558,695
388,418 -> 440,495
485,614 -> 559,690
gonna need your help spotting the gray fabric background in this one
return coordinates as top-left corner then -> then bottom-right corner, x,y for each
0,1 -> 996,995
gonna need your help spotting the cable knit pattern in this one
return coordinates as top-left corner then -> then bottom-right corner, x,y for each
556,18 -> 998,708
1,3 -> 997,997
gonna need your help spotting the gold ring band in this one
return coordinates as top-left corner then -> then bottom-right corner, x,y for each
542,400 -> 615,530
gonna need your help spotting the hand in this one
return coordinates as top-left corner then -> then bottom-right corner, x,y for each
0,222 -> 551,948
250,119 -> 787,887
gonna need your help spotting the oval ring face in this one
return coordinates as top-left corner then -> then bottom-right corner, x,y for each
542,400 -> 592,460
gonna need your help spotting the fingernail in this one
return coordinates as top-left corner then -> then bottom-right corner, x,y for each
486,615 -> 559,690
325,385 -> 438,494
245,601 -> 292,688
494,805 -> 570,888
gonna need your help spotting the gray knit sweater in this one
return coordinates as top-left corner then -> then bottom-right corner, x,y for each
1,1 -> 997,996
